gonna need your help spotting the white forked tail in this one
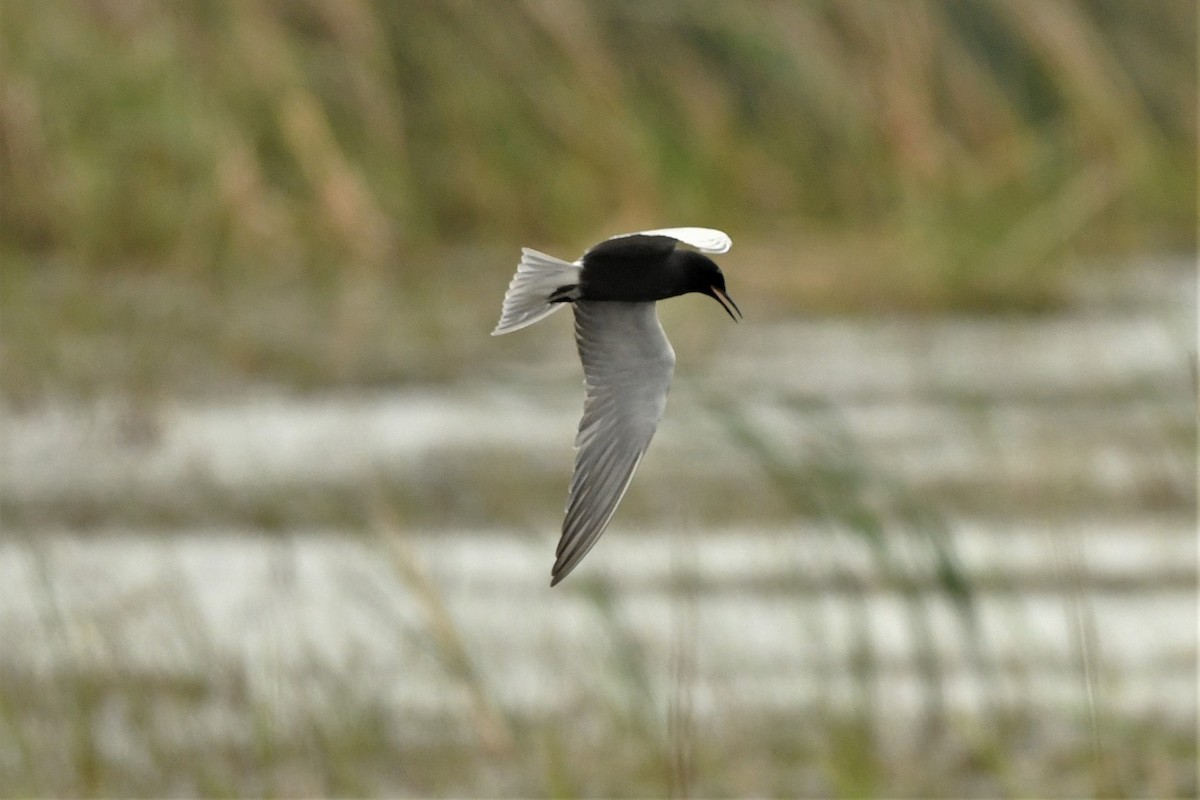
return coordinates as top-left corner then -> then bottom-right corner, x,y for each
491,248 -> 581,335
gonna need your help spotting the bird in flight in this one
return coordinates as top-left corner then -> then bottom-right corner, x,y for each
492,227 -> 741,586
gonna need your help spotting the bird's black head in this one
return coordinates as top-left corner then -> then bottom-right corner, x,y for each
673,250 -> 742,322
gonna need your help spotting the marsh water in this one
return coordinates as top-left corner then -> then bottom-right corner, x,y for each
1,261 -> 1195,777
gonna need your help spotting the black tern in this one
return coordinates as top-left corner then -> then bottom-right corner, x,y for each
491,227 -> 741,586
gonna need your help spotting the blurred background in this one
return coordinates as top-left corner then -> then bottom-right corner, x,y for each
0,0 -> 1196,796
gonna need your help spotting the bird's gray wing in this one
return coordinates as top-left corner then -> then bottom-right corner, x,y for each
551,300 -> 676,585
608,227 -> 732,254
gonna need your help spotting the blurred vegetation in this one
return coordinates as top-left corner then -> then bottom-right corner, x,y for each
0,0 -> 1196,395
2,6 -> 1194,795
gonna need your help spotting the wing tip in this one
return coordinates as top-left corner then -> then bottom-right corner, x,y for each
550,553 -> 574,586
550,555 -> 580,587
549,546 -> 576,586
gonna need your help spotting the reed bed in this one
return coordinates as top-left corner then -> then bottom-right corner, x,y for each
1,0 -> 1196,399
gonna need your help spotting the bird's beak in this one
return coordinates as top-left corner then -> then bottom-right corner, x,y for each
709,286 -> 742,322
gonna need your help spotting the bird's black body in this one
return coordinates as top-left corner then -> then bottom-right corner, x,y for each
552,234 -> 740,321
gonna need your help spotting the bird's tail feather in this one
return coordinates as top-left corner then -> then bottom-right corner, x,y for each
491,249 -> 581,335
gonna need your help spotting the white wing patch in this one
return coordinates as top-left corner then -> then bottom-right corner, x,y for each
609,227 -> 732,254
551,301 -> 676,585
